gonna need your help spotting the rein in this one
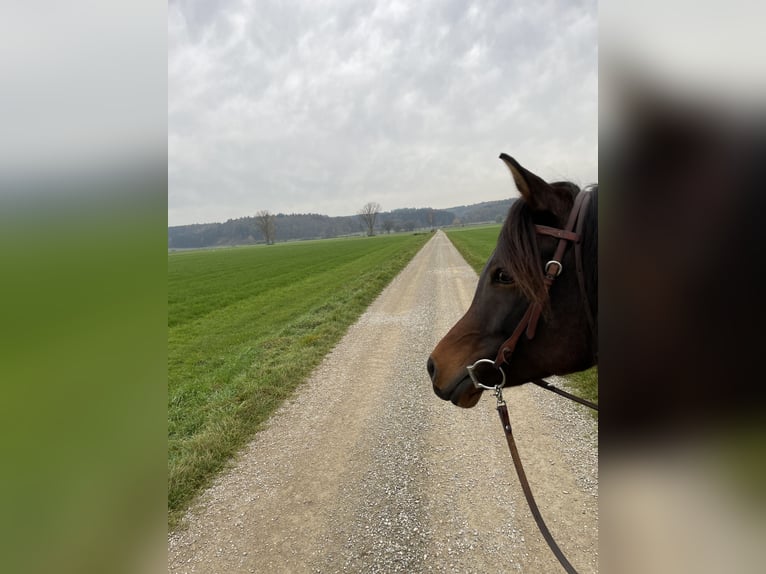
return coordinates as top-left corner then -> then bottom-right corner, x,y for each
466,189 -> 597,574
494,384 -> 594,574
530,378 -> 598,411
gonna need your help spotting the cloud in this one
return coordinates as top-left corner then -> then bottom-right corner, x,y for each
168,0 -> 597,225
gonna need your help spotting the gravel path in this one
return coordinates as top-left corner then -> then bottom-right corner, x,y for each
168,230 -> 598,573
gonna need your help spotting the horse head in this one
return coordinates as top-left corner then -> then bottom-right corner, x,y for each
427,154 -> 598,407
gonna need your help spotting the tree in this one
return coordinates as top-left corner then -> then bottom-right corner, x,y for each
255,210 -> 276,245
382,219 -> 395,234
358,202 -> 381,236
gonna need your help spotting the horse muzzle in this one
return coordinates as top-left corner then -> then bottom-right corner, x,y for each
427,356 -> 486,408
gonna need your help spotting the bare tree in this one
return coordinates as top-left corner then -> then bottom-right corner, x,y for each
358,202 -> 381,236
382,219 -> 395,234
255,210 -> 276,245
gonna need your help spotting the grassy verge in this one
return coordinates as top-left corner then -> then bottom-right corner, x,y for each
561,366 -> 599,418
444,225 -> 598,414
444,225 -> 502,273
168,233 -> 430,526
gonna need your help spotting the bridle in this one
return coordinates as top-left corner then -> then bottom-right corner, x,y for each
465,188 -> 597,574
502,187 -> 594,373
466,187 -> 596,392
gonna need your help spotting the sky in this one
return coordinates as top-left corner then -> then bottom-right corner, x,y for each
168,0 -> 597,226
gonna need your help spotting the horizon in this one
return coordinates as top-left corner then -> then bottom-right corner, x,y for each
167,196 -> 518,229
168,196 -> 515,228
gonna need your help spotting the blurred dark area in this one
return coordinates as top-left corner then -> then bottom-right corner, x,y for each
601,82 -> 766,442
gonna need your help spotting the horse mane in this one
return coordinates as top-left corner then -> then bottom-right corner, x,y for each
496,183 -> 598,319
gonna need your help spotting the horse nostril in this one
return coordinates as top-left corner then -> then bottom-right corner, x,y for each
426,357 -> 437,382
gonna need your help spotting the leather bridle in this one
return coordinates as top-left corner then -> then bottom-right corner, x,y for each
465,188 -> 597,574
494,187 -> 595,370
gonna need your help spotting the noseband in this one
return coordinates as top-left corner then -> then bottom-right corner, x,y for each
467,188 -> 594,390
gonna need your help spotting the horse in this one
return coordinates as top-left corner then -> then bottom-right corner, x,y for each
427,154 -> 598,408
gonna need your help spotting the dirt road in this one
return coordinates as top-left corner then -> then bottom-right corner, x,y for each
168,230 -> 598,573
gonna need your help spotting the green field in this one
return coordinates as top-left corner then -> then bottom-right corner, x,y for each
444,224 -> 502,273
445,226 -> 598,412
168,233 -> 430,525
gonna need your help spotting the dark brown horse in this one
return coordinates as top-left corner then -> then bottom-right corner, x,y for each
427,154 -> 597,407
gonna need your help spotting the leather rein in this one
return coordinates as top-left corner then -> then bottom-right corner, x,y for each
466,189 -> 597,574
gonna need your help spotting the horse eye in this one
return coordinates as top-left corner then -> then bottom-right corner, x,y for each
493,269 -> 514,285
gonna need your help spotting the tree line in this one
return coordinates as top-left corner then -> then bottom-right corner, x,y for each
168,200 -> 513,249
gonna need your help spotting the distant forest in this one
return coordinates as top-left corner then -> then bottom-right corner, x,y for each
168,199 -> 514,249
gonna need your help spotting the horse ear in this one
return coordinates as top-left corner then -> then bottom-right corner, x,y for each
499,153 -> 572,221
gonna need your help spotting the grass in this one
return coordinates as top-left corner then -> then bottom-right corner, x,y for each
168,233 -> 430,526
562,366 -> 599,413
443,225 -> 502,273
444,226 -> 598,413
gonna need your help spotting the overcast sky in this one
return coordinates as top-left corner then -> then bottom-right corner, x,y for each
168,0 -> 597,226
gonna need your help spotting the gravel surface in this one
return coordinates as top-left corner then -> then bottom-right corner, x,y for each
168,230 -> 598,573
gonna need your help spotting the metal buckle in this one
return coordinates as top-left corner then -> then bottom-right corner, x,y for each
466,358 -> 506,391
544,260 -> 563,277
